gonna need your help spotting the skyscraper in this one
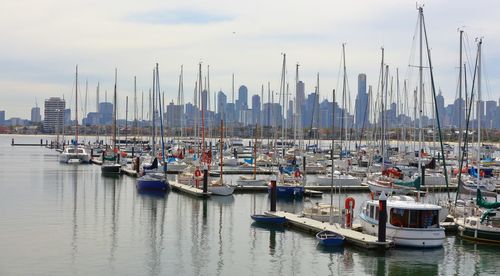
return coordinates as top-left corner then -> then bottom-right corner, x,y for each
43,97 -> 65,133
354,74 -> 369,129
99,102 -> 113,125
217,91 -> 227,116
238,85 -> 248,109
251,94 -> 261,125
236,85 -> 248,121
0,110 -> 5,126
31,107 -> 41,123
201,89 -> 208,113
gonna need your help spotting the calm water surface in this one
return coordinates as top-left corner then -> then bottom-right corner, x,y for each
0,135 -> 498,275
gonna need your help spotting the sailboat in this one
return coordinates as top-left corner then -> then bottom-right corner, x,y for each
136,63 -> 169,191
208,109 -> 235,196
101,69 -> 122,174
270,53 -> 305,198
60,65 -> 91,164
237,124 -> 267,186
359,7 -> 446,248
455,39 -> 500,244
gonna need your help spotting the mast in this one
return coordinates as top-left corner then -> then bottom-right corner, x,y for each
220,117 -> 224,183
476,39 -> 482,188
379,48 -> 385,169
253,124 -> 258,179
199,63 -> 205,165
134,76 -> 137,147
156,63 -> 167,175
458,30 -> 463,167
112,68 -> 117,154
330,88 -> 337,224
342,44 -> 348,157
418,6 -> 423,182
125,96 -> 128,148
152,70 -> 156,155
75,65 -> 79,144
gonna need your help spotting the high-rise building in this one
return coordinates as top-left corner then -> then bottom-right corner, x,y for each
99,102 -> 113,125
0,110 -> 5,126
236,85 -> 248,120
43,97 -> 65,133
238,85 -> 248,109
201,89 -> 208,113
485,100 -> 496,129
31,107 -> 41,123
217,91 -> 227,116
354,74 -> 369,129
435,91 -> 445,126
166,101 -> 183,128
64,109 -> 71,125
251,94 -> 261,125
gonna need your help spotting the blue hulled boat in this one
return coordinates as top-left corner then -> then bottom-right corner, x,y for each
316,230 -> 345,247
269,184 -> 304,198
136,173 -> 169,191
251,214 -> 287,224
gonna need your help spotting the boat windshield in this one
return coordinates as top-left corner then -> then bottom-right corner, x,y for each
390,208 -> 439,228
67,149 -> 75,153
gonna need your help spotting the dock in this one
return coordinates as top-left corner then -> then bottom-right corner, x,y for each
91,158 -> 103,165
170,180 -> 211,198
304,189 -> 323,197
265,211 -> 393,250
122,168 -> 138,177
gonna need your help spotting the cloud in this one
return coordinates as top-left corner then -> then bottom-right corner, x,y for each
127,9 -> 233,25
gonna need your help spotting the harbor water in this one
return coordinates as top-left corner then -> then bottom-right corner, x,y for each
1,135 -> 499,276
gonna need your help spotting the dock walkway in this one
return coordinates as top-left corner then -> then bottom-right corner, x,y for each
265,211 -> 393,249
170,181 -> 211,198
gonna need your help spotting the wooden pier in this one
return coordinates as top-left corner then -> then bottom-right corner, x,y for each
265,211 -> 393,250
122,168 -> 138,177
170,180 -> 211,198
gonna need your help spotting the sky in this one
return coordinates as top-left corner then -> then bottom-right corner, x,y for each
1,0 -> 500,120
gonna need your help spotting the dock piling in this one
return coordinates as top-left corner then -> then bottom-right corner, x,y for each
378,192 -> 387,242
270,176 -> 277,212
202,165 -> 208,194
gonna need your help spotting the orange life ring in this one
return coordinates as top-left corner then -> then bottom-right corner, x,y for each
294,170 -> 301,178
345,197 -> 356,209
345,197 -> 355,228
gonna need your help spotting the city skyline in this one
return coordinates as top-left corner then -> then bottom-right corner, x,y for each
1,1 -> 500,119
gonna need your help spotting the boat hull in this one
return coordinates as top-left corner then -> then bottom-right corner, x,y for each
270,185 -> 304,198
359,214 -> 445,248
316,231 -> 345,246
208,185 -> 235,196
136,176 -> 169,191
101,164 -> 122,174
251,214 -> 286,224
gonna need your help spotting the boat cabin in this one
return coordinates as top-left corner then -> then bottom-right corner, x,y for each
362,197 -> 441,229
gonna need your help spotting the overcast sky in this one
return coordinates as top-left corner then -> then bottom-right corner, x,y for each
1,0 -> 499,119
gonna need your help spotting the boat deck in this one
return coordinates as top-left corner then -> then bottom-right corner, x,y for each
265,211 -> 393,250
170,181 -> 211,198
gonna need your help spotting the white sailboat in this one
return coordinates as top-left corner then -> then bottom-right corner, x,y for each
60,65 -> 91,164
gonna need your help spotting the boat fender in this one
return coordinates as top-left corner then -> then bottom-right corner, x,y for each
195,169 -> 203,179
294,170 -> 301,178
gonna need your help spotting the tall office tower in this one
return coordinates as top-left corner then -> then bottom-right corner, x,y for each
217,91 -> 227,116
354,73 -> 369,129
251,94 -> 261,125
43,97 -> 65,133
0,110 -> 5,126
31,107 -> 41,123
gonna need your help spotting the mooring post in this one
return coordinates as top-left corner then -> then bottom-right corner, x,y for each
378,192 -> 387,242
270,175 -> 277,212
202,164 -> 208,195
